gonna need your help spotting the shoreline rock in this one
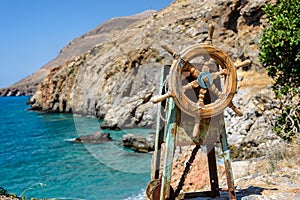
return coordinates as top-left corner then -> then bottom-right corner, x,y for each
0,196 -> 19,200
122,132 -> 155,153
68,132 -> 113,144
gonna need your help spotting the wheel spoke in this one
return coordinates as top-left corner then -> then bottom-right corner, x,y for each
202,63 -> 209,72
209,83 -> 221,96
193,122 -> 200,138
182,80 -> 199,92
211,72 -> 219,80
181,60 -> 194,71
211,69 -> 229,79
181,71 -> 190,80
197,88 -> 207,107
190,67 -> 200,78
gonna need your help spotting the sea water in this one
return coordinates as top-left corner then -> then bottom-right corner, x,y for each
0,96 -> 152,199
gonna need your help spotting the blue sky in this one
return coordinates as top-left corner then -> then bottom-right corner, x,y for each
0,0 -> 173,88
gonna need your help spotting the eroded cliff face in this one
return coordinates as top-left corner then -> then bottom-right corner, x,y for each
29,0 -> 272,129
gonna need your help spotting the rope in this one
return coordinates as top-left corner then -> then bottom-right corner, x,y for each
174,145 -> 201,197
160,75 -> 170,122
163,75 -> 169,95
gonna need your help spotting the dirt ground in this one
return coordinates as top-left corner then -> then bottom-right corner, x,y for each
170,138 -> 300,199
169,70 -> 300,199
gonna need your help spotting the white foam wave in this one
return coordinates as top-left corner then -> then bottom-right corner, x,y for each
123,189 -> 146,200
64,138 -> 77,142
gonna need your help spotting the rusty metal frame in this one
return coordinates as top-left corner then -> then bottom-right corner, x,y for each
148,81 -> 237,200
160,98 -> 180,200
146,23 -> 249,200
154,115 -> 237,200
152,66 -> 167,180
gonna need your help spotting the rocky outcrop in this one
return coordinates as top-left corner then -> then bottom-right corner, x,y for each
26,0 -> 274,129
226,89 -> 282,159
122,133 -> 155,152
69,132 -> 112,144
224,70 -> 284,159
0,87 -> 30,97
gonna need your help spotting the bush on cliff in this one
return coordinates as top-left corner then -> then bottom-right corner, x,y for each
259,0 -> 300,141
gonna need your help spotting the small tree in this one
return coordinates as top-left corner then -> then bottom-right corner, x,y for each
259,0 -> 300,141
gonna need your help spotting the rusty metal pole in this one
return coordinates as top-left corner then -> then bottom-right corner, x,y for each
160,98 -> 180,200
219,119 -> 236,200
152,66 -> 166,180
207,146 -> 220,197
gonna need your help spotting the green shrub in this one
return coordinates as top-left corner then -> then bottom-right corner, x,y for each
259,0 -> 300,141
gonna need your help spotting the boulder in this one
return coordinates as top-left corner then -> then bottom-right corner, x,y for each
70,132 -> 113,144
122,132 -> 155,153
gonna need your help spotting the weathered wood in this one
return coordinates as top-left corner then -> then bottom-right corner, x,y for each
152,67 -> 166,180
207,23 -> 215,44
169,43 -> 238,118
229,102 -> 243,117
234,59 -> 251,69
161,44 -> 179,59
151,92 -> 172,104
160,98 -> 180,200
207,147 -> 220,197
219,118 -> 237,200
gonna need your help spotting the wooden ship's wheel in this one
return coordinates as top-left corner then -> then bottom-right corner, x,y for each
166,43 -> 242,118
152,24 -> 250,141
147,24 -> 251,200
152,26 -> 250,119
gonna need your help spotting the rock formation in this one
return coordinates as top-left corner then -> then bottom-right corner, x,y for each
122,132 -> 155,152
22,0 -> 274,130
69,132 -> 113,144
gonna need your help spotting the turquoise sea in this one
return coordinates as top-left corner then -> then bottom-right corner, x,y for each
0,96 -> 152,200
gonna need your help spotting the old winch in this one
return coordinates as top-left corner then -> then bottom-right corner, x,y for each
146,24 -> 251,200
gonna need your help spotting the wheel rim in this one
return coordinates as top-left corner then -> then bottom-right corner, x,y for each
169,43 -> 237,118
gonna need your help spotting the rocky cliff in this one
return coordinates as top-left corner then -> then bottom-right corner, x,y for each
26,0 -> 272,129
